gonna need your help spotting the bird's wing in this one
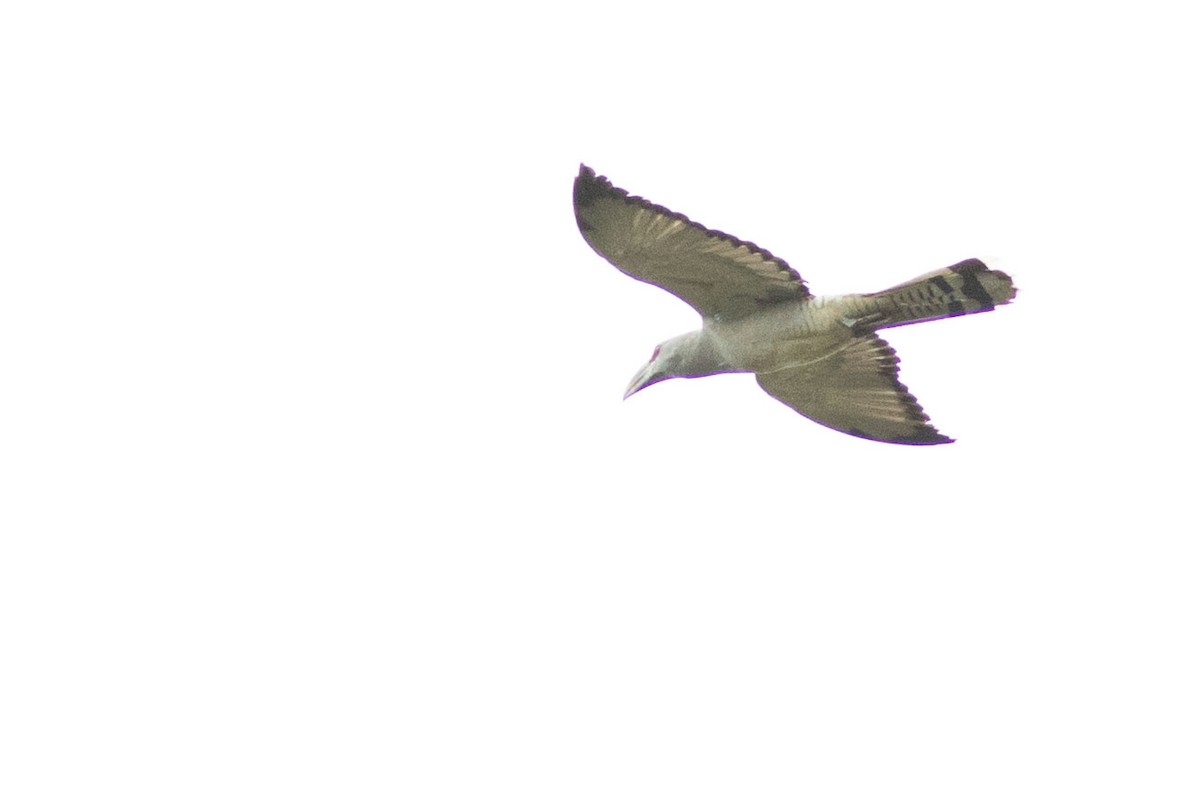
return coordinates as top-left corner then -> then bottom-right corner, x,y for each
574,165 -> 810,319
755,333 -> 952,445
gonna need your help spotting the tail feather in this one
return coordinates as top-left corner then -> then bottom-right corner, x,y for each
865,258 -> 1016,330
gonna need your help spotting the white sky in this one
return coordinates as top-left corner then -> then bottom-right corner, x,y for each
3,2 -> 1198,798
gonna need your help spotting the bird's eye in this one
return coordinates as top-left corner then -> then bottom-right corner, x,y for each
650,345 -> 661,361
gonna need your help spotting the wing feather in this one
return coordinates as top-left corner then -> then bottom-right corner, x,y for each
574,165 -> 809,319
755,333 -> 952,445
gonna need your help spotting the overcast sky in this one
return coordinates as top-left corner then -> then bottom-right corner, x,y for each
3,2 -> 1198,798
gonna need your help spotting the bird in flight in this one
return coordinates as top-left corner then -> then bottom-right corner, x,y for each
573,164 -> 1016,445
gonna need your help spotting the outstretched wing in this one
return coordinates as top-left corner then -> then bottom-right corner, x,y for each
574,165 -> 809,320
755,333 -> 952,445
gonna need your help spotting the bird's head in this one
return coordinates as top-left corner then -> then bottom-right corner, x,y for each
623,335 -> 697,399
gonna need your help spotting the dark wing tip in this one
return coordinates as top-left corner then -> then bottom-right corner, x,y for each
845,426 -> 954,445
901,429 -> 955,445
574,163 -> 617,209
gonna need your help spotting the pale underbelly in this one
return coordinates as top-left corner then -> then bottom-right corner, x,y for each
706,296 -> 861,373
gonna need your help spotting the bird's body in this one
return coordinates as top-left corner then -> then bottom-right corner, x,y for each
573,165 -> 1016,445
707,295 -> 856,373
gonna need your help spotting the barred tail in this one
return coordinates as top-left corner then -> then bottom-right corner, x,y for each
864,258 -> 1017,330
